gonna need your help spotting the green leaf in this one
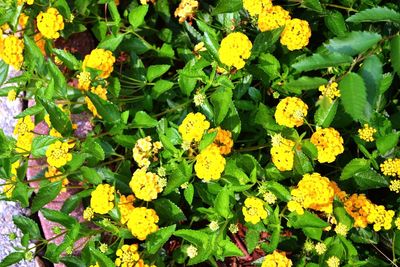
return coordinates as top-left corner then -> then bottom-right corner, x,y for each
97,34 -> 124,51
13,215 -> 41,240
214,186 -> 232,219
152,79 -> 174,98
251,28 -> 284,58
12,181 -> 30,208
324,31 -> 381,56
89,247 -> 116,267
218,239 -> 244,258
265,181 -> 291,201
211,87 -> 233,125
353,169 -> 389,190
41,208 -> 77,228
324,10 -> 347,36
147,64 -> 171,82
0,252 -> 25,267
198,131 -> 217,151
212,0 -> 242,14
0,60 -> 9,86
23,35 -> 44,69
87,92 -> 121,123
108,1 -> 120,25
184,184 -> 194,205
346,6 -> 400,24
36,97 -> 73,136
145,224 -> 176,254
391,35 -> 400,76
54,0 -> 71,18
82,139 -> 105,161
255,103 -> 282,132
153,198 -> 186,223
47,59 -> 67,97
31,136 -> 58,158
339,72 -> 369,122
294,149 -> 314,175
129,5 -> 149,29
31,181 -> 63,213
174,229 -> 209,247
340,158 -> 370,180
359,55 -> 382,109
109,77 -> 121,97
164,160 -> 192,195
293,52 -> 353,72
246,229 -> 260,254
376,133 -> 399,155
203,32 -> 220,61
314,98 -> 339,127
52,48 -> 81,70
301,0 -> 323,12
132,111 -> 158,128
284,76 -> 327,92
302,227 -> 323,240
288,211 -> 330,228
80,166 -> 103,185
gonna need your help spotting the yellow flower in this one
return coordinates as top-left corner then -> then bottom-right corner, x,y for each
280,19 -> 311,51
270,135 -> 295,171
319,82 -> 340,102
310,127 -> 344,163
174,0 -> 198,23
85,85 -> 108,118
132,136 -> 162,168
45,141 -> 72,168
242,197 -> 268,224
193,91 -> 206,106
344,194 -> 372,228
17,0 -> 34,5
304,240 -> 314,252
89,263 -> 99,267
358,124 -> 377,142
330,181 -> 347,202
34,33 -> 46,55
288,173 -> 335,214
334,223 -> 349,236
115,244 -> 140,267
380,158 -> 400,177
395,217 -> 400,230
82,48 -> 115,79
7,90 -> 17,101
178,112 -> 210,142
130,168 -> 163,201
14,116 -> 34,136
186,245 -> 198,258
127,207 -> 159,240
274,97 -> 308,128
258,6 -> 291,32
77,71 -> 91,91
18,13 -> 29,28
118,195 -> 135,224
83,207 -> 94,221
36,8 -> 64,39
3,161 -> 19,198
45,166 -> 69,192
218,32 -> 253,70
367,204 -> 394,231
195,146 -> 226,181
314,242 -> 326,255
90,184 -> 115,214
326,256 -> 340,267
0,35 -> 24,70
15,133 -> 34,154
263,191 -> 277,205
390,180 -> 400,193
209,127 -> 234,155
243,0 -> 272,16
261,250 -> 292,267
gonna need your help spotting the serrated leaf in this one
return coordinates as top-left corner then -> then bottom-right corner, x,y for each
129,5 -> 148,29
153,198 -> 186,224
324,10 -> 347,36
145,224 -> 176,254
203,32 -> 220,61
15,105 -> 44,119
31,136 -> 58,157
339,72 -> 369,122
265,181 -> 291,201
80,166 -> 103,184
0,252 -> 25,267
0,60 -> 9,86
301,0 -> 323,12
340,158 -> 370,180
324,31 -> 381,56
211,87 -> 233,125
212,0 -> 242,15
13,215 -> 41,240
346,6 -> 400,24
376,133 -> 399,155
184,184 -> 194,205
87,92 -> 121,123
97,34 -> 124,51
246,229 -> 260,254
90,247 -> 116,267
52,48 -> 81,70
391,35 -> 400,76
36,98 -> 73,136
293,52 -> 353,72
147,64 -> 171,82
31,181 -> 63,213
314,98 -> 338,127
353,169 -> 388,190
359,55 -> 382,109
163,160 -> 192,195
288,211 -> 330,228
152,79 -> 174,98
214,186 -> 232,219
251,28 -> 284,58
132,111 -> 158,128
198,131 -> 217,151
41,208 -> 77,228
285,76 -> 327,92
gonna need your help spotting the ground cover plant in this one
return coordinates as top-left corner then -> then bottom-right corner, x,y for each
0,0 -> 400,266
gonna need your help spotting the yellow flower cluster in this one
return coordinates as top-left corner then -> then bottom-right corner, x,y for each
174,0 -> 199,23
118,195 -> 135,224
367,204 -> 395,231
258,6 -> 291,32
270,134 -> 295,171
3,161 -> 19,198
83,207 -> 94,221
178,112 -> 210,142
358,124 -> 377,142
45,141 -> 72,168
127,207 -> 159,240
7,90 -> 17,101
209,127 -> 233,155
243,0 -> 272,16
132,136 -> 162,168
129,168 -> 164,201
17,0 -> 34,5
34,33 -> 46,55
77,71 -> 91,91
14,116 -> 34,154
288,173 -> 335,215
334,222 -> 349,236
115,244 -> 140,267
195,146 -> 226,181
326,256 -> 340,267
344,194 -> 373,228
82,48 -> 116,79
319,82 -> 340,102
389,179 -> 400,193
18,13 -> 29,28
380,158 -> 400,177
218,32 -> 253,70
242,197 -> 268,224
36,8 -> 64,39
280,19 -> 311,51
90,184 -> 115,214
45,166 -> 69,192
0,35 -> 24,70
85,85 -> 108,118
310,127 -> 344,163
314,242 -> 327,255
274,97 -> 308,128
261,250 -> 292,267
